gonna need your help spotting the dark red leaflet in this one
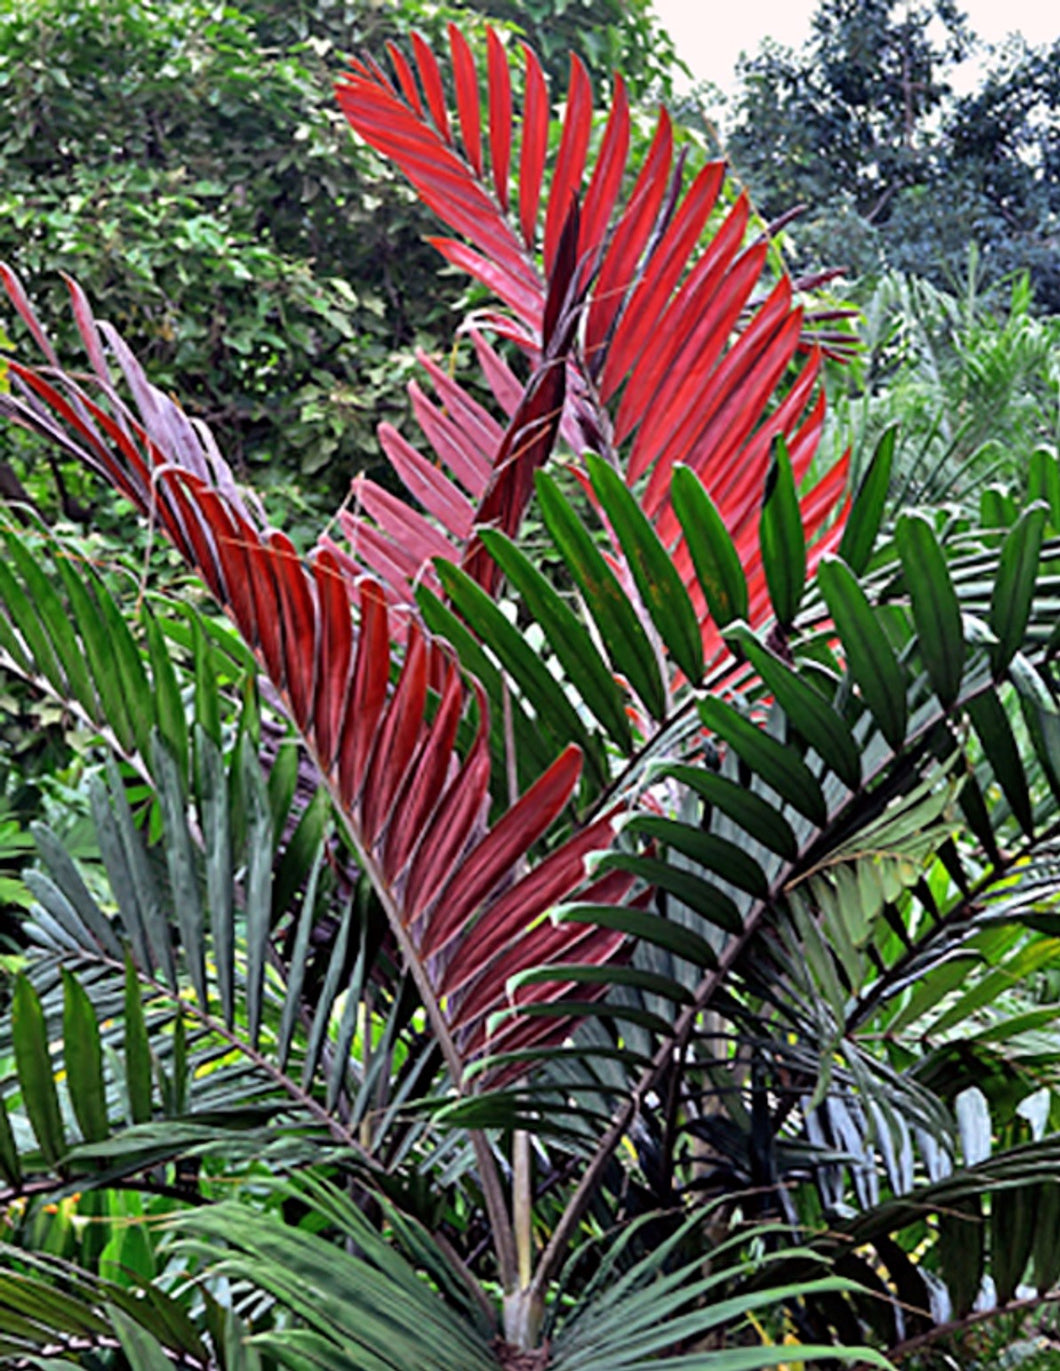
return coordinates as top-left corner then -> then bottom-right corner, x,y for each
337,512 -> 420,610
409,379 -> 490,498
352,476 -> 455,565
415,349 -> 505,467
600,160 -> 727,402
385,42 -> 424,116
428,239 -> 543,329
311,549 -> 354,772
486,28 -> 512,210
448,24 -> 482,175
62,274 -> 114,389
615,197 -> 754,448
242,533 -> 286,689
585,110 -> 673,369
544,56 -> 592,273
269,531 -> 317,734
436,811 -> 616,995
159,474 -> 228,607
621,242 -> 766,470
402,729 -> 492,926
381,661 -> 466,883
411,32 -> 452,144
360,624 -> 429,849
0,262 -> 59,366
422,745 -> 584,963
378,423 -> 475,540
337,581 -> 390,808
519,45 -> 549,250
580,74 -> 630,257
542,198 -> 582,354
190,485 -> 257,645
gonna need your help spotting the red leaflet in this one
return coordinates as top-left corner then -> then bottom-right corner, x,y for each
544,56 -> 592,273
269,531 -> 317,734
428,239 -> 542,328
161,474 -> 227,607
337,581 -> 390,809
311,548 -> 353,772
381,662 -> 466,882
62,273 -> 115,389
600,161 -> 726,402
585,109 -> 673,371
190,485 -> 257,645
470,329 -> 523,417
448,24 -> 481,174
242,534 -> 286,689
486,27 -> 512,211
0,261 -> 59,366
409,379 -> 491,497
360,624 -> 429,848
519,45 -> 549,250
337,513 -> 420,611
411,32 -> 452,144
423,745 -> 584,962
581,75 -> 630,258
385,41 -> 424,116
415,349 -> 505,465
352,477 -> 455,566
377,423 -> 475,540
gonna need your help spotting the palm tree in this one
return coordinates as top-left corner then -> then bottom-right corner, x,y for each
0,24 -> 1059,1369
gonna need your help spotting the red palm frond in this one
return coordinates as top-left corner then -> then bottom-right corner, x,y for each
0,266 -> 629,1084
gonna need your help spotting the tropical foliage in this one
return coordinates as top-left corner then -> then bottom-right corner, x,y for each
0,19 -> 1060,1371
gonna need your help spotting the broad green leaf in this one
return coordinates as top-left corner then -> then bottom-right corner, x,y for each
818,556 -> 907,752
90,567 -> 153,759
142,604 -> 188,781
12,976 -> 65,1167
61,969 -> 108,1144
698,696 -> 827,827
966,689 -> 1033,835
671,464 -> 748,629
0,557 -> 65,696
989,502 -> 1047,675
124,953 -> 153,1126
660,765 -> 798,862
3,531 -> 96,715
1029,446 -> 1060,529
600,854 -> 743,934
627,814 -> 769,897
535,470 -> 666,721
0,1094 -> 21,1188
479,526 -> 632,750
267,739 -> 300,848
1033,1181 -> 1060,1294
759,437 -> 805,629
895,512 -> 964,708
937,1198 -> 983,1318
839,424 -> 896,574
587,453 -> 703,682
991,1183 -> 1035,1304
152,734 -> 207,1011
106,1304 -> 172,1371
728,625 -> 861,791
554,903 -> 719,969
53,558 -> 135,750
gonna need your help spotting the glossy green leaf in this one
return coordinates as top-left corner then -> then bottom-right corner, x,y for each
671,463 -> 749,629
895,512 -> 964,708
62,969 -> 108,1144
90,567 -> 153,759
729,625 -> 862,791
535,470 -> 666,721
152,734 -> 207,1011
839,424 -> 896,574
3,531 -> 96,715
660,765 -> 798,862
479,526 -> 632,751
991,1184 -> 1035,1304
1033,1181 -> 1060,1294
554,903 -> 719,969
12,976 -> 65,1167
817,555 -> 908,752
698,696 -> 828,827
989,502 -> 1047,675
600,854 -> 743,934
53,558 -> 134,751
142,605 -> 188,782
1028,446 -> 1060,530
0,557 -> 65,696
124,953 -> 153,1126
627,814 -> 769,897
759,436 -> 805,629
0,1094 -> 22,1188
966,689 -> 1033,835
587,453 -> 703,682
107,1304 -> 173,1371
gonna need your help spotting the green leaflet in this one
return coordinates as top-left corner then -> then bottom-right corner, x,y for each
659,765 -> 798,862
553,903 -> 719,970
671,464 -> 749,629
698,696 -> 827,828
535,469 -> 667,721
759,436 -> 805,630
817,555 -> 908,753
895,512 -> 965,709
728,624 -> 862,791
838,425 -> 896,574
0,1095 -> 21,1188
123,953 -> 153,1126
61,969 -> 108,1144
627,814 -> 769,898
600,854 -> 743,935
966,689 -> 1034,835
12,976 -> 66,1168
142,604 -> 189,783
587,453 -> 703,683
196,726 -> 235,1029
479,526 -> 633,751
152,734 -> 208,1012
240,735 -> 274,1052
989,502 -> 1047,675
